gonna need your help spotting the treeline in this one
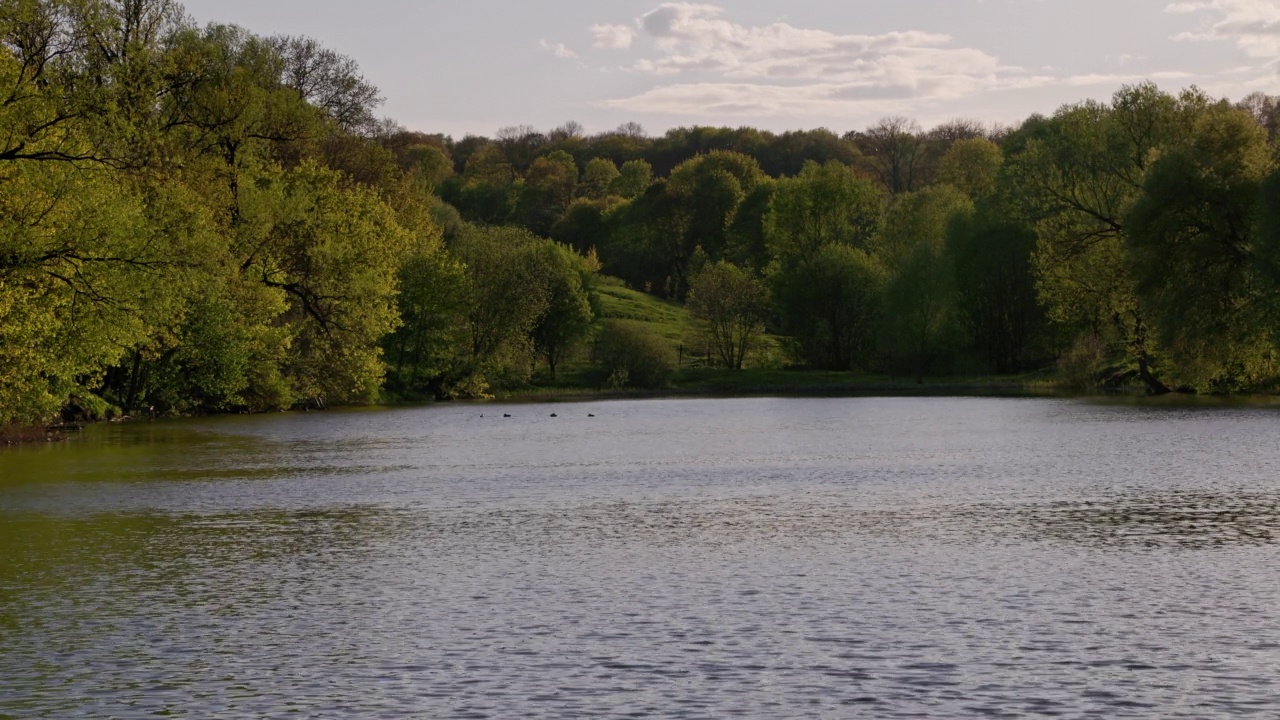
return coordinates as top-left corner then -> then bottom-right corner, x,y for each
0,0 -> 570,424
5,2 -> 1280,428
417,86 -> 1280,395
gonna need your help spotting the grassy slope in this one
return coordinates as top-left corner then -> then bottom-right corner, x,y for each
594,283 -> 691,348
514,280 -> 1057,398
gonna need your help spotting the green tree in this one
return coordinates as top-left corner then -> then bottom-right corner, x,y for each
771,244 -> 886,370
237,161 -> 413,403
384,248 -> 472,399
451,226 -> 553,387
611,159 -> 652,198
876,186 -> 973,378
1126,103 -> 1275,389
531,242 -> 598,379
593,320 -> 675,389
580,157 -> 621,199
937,138 -> 1003,199
687,261 -> 771,369
946,200 -> 1046,373
765,160 -> 883,264
1006,83 -> 1202,393
517,150 -> 578,235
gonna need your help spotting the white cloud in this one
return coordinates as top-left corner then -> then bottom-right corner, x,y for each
593,3 -> 1048,117
625,3 -> 1009,83
1166,0 -> 1280,57
588,3 -> 1273,121
540,39 -> 579,60
591,24 -> 636,49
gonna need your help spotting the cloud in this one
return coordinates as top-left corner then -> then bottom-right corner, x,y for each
592,3 -> 1048,117
540,39 -> 579,60
1167,0 -> 1280,57
587,3 -> 1271,121
622,3 -> 1008,84
591,24 -> 636,49
601,75 -> 1065,119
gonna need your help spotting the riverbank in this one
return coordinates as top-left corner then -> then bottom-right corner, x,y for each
0,424 -> 84,446
501,368 -> 1064,402
8,368 -> 1276,446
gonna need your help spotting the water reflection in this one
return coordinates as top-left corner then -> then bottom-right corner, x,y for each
1015,491 -> 1280,549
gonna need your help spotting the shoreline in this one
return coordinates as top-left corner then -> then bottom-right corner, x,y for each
6,376 -> 1278,446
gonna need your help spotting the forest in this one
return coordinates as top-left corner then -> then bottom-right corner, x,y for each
5,0 -> 1280,429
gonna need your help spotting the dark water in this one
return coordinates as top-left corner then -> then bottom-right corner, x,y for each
2,397 -> 1279,718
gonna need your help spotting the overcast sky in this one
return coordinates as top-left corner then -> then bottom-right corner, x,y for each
178,0 -> 1280,138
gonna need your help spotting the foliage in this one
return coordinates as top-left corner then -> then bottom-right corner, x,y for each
771,244 -> 886,370
593,320 -> 676,389
937,138 -> 1003,199
946,200 -> 1046,373
877,187 -> 973,379
687,261 -> 770,370
530,242 -> 598,379
765,161 -> 884,264
7,3 -> 1280,428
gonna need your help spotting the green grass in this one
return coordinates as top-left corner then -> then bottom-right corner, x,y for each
593,283 -> 691,346
671,367 -> 1061,396
510,279 -> 1066,399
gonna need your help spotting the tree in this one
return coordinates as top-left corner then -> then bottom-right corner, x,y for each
451,226 -> 554,387
580,157 -> 621,199
876,186 -> 973,378
687,261 -> 770,369
850,117 -> 933,194
384,247 -> 472,399
269,34 -> 383,134
552,198 -> 616,256
755,129 -> 861,178
1125,103 -> 1274,389
622,151 -> 763,298
0,161 -> 189,422
399,144 -> 454,191
1005,83 -> 1200,393
495,124 -> 547,172
725,181 -> 777,272
771,244 -> 886,370
236,161 -> 413,403
937,138 -> 1003,199
765,161 -> 883,264
612,159 -> 652,198
947,200 -> 1046,373
530,242 -> 597,379
517,150 -> 578,235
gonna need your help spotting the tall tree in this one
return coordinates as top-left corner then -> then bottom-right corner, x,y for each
850,117 -> 933,195
687,261 -> 770,370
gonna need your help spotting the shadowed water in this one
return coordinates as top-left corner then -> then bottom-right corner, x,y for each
2,397 -> 1279,718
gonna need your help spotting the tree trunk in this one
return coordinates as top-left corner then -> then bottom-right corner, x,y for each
1137,351 -> 1171,396
124,350 -> 144,413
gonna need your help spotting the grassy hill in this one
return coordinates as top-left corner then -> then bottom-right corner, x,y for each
514,276 -> 1057,399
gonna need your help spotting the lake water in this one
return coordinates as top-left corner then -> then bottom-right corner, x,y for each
2,396 -> 1279,718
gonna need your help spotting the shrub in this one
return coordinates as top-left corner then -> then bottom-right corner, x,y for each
593,320 -> 676,389
1058,332 -> 1107,390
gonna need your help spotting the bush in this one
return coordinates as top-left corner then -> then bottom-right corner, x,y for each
1058,332 -> 1107,390
593,320 -> 676,389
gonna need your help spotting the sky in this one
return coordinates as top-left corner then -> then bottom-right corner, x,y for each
178,0 -> 1280,138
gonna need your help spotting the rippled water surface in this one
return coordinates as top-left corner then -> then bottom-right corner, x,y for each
2,397 -> 1280,718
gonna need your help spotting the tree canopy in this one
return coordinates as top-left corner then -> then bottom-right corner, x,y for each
6,4 -> 1280,429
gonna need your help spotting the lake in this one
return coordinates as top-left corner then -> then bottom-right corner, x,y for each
2,397 -> 1279,718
